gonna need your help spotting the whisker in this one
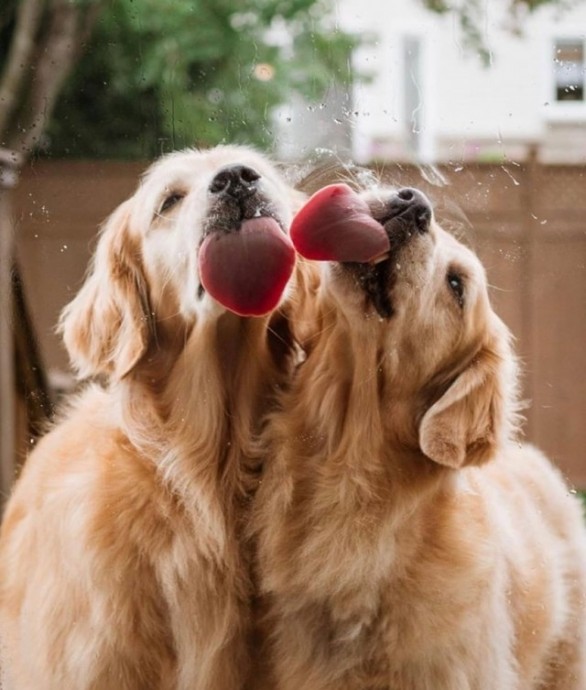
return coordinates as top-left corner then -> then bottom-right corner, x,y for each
266,325 -> 291,350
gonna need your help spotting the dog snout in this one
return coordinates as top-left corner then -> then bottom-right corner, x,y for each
209,164 -> 261,200
387,187 -> 432,233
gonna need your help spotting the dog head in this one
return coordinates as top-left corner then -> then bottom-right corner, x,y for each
297,185 -> 520,468
59,146 -> 301,381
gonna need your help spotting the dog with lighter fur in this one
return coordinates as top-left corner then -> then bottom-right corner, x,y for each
252,183 -> 586,689
0,146 -> 302,690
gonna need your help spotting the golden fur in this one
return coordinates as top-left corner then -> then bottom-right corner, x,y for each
0,146 -> 302,690
252,186 -> 586,689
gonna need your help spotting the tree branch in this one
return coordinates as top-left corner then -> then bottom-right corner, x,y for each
0,0 -> 46,140
9,0 -> 103,157
75,1 -> 103,61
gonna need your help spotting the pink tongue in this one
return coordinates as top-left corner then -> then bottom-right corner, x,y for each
290,183 -> 390,262
199,217 -> 296,317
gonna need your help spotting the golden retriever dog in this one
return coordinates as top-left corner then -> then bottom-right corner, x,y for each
252,183 -> 586,689
0,145 -> 302,690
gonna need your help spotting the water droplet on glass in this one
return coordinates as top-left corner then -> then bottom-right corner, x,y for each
501,166 -> 520,186
418,164 -> 449,187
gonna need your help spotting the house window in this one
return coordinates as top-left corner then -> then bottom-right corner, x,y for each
553,39 -> 584,102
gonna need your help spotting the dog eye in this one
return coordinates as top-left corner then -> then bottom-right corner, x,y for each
447,272 -> 465,306
159,193 -> 184,214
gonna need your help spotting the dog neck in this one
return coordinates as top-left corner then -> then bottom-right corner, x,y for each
118,311 -> 288,526
272,297 -> 447,501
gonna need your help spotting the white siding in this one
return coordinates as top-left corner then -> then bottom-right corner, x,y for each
277,0 -> 586,162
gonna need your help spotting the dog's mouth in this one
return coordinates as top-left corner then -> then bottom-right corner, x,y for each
347,188 -> 432,318
203,190 -> 284,238
197,164 -> 296,317
290,184 -> 432,319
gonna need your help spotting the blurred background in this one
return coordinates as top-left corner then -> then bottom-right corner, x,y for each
1,0 -> 585,507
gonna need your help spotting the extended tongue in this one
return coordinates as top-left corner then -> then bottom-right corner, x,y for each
198,217 -> 296,317
290,184 -> 390,263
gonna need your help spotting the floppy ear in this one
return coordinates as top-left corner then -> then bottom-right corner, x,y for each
59,202 -> 152,380
419,344 -> 512,468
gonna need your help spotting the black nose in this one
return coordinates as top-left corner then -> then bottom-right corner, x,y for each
387,187 -> 432,232
209,164 -> 261,200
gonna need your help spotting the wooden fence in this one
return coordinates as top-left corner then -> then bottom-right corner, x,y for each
10,157 -> 586,487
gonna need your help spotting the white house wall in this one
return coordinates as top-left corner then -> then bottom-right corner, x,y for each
294,0 -> 586,163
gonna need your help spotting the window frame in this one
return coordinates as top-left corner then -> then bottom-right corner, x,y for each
545,33 -> 586,122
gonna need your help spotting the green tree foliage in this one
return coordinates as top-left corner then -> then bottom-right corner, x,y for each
44,0 -> 356,158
